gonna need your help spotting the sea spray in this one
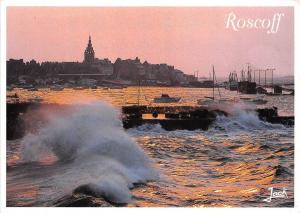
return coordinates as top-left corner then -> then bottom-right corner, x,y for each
127,102 -> 286,138
20,102 -> 159,204
211,102 -> 286,132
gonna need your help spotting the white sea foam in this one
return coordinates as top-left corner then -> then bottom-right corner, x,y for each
212,103 -> 286,132
20,102 -> 159,204
127,102 -> 287,138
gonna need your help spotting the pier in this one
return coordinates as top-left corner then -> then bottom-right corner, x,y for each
226,64 -> 294,95
7,102 -> 294,140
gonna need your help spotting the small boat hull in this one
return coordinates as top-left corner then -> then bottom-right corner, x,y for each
153,97 -> 181,103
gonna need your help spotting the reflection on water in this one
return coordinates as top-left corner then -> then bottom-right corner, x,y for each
128,125 -> 294,207
7,87 -> 294,116
6,87 -> 294,207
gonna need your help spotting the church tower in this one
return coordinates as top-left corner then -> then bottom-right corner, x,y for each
84,35 -> 95,64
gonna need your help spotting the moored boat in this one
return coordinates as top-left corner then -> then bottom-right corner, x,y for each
197,65 -> 234,107
153,94 -> 181,103
249,95 -> 268,105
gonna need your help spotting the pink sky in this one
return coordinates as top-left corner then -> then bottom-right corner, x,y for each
7,7 -> 293,77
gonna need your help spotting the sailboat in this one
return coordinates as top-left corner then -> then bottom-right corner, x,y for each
239,94 -> 268,105
197,65 -> 217,106
125,79 -> 149,106
197,66 -> 232,107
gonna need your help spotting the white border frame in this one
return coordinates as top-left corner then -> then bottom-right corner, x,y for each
1,1 -> 299,213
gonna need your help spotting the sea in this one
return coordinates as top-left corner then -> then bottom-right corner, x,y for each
6,87 -> 294,207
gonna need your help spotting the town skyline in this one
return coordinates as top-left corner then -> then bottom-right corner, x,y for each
7,7 -> 294,77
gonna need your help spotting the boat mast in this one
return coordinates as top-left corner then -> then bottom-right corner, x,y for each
212,65 -> 215,100
137,78 -> 141,106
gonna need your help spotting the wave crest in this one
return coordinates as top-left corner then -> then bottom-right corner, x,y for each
20,102 -> 159,204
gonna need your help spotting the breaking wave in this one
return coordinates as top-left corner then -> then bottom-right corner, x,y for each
212,103 -> 286,132
128,103 -> 287,137
20,102 -> 159,204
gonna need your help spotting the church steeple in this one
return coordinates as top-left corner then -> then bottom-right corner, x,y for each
84,35 -> 95,64
88,35 -> 92,44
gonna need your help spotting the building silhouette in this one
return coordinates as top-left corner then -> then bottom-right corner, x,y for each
7,35 -> 196,86
84,35 -> 95,64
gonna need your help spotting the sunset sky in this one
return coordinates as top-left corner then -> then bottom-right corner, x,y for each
7,7 -> 293,77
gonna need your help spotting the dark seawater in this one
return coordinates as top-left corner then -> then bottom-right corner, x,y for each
6,87 -> 294,207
